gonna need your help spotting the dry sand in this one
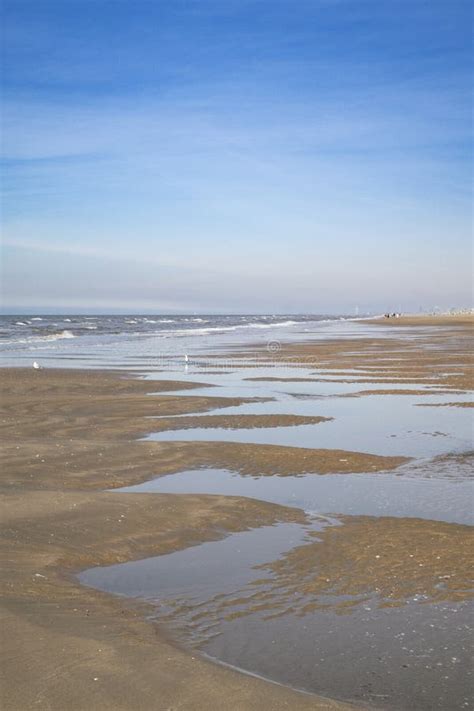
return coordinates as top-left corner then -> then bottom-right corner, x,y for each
369,314 -> 474,327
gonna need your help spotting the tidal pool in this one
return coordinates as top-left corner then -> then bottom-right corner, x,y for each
116,459 -> 474,526
144,383 -> 472,459
79,516 -> 473,710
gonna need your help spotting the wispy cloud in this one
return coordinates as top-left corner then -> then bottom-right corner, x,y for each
1,0 -> 472,311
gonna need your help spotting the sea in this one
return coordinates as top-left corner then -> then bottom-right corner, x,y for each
0,313 -> 361,368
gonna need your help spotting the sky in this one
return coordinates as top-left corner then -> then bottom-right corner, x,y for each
1,0 -> 472,314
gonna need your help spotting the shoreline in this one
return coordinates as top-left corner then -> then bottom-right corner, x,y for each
1,319 -> 472,710
364,314 -> 474,326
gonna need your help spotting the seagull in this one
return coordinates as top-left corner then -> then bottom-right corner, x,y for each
33,361 -> 41,369
184,354 -> 189,363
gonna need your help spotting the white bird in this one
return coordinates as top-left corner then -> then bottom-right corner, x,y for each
33,361 -> 41,370
184,354 -> 189,363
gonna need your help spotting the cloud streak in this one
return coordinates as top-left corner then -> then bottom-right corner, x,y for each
1,0 -> 472,312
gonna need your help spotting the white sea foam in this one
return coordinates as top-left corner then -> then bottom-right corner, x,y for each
154,319 -> 302,337
40,330 -> 75,341
1,315 -> 345,353
246,320 -> 298,329
2,329 -> 77,346
142,318 -> 178,324
32,330 -> 76,342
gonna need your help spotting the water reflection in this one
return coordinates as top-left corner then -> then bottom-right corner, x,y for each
79,516 -> 473,710
116,457 -> 474,525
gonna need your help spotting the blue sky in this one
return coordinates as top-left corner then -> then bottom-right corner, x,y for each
1,0 -> 472,313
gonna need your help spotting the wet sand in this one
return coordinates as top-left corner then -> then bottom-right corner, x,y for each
244,516 -> 474,611
0,367 -> 392,711
78,514 -> 473,710
1,316 -> 472,710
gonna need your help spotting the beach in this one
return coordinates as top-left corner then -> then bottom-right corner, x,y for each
3,0 -> 472,705
1,315 -> 473,710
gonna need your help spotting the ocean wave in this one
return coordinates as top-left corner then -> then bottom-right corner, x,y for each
30,330 -> 76,343
142,318 -> 178,324
0,315 -> 347,351
155,319 -> 302,337
247,320 -> 298,329
53,329 -> 75,339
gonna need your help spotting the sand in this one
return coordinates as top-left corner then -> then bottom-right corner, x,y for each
369,314 -> 474,327
1,316 -> 472,710
0,367 -> 395,711
175,515 -> 473,627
